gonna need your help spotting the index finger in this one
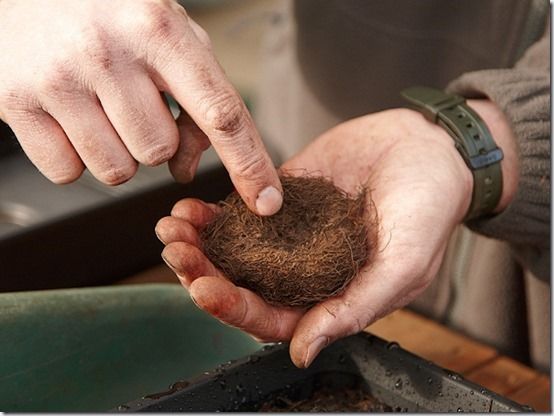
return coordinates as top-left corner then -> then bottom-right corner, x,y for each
149,16 -> 283,216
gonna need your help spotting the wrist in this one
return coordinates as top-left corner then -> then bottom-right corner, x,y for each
466,99 -> 520,214
415,113 -> 475,222
400,87 -> 516,220
389,108 -> 474,223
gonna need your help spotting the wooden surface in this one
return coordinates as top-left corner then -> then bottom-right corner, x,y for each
509,375 -> 551,413
368,309 -> 551,412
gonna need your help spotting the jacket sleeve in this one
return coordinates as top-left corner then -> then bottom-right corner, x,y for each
446,21 -> 550,281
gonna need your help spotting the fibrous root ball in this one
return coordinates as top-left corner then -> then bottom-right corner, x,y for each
200,175 -> 377,307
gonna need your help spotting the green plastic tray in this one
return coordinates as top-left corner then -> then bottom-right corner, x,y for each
0,284 -> 260,411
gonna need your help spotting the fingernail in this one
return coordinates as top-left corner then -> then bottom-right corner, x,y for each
255,186 -> 283,216
155,229 -> 166,244
161,254 -> 175,271
189,293 -> 200,308
304,336 -> 329,368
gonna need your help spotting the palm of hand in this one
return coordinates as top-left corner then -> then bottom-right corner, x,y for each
156,109 -> 472,368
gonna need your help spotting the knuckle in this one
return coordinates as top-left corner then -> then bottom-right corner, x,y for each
134,1 -> 180,41
128,114 -> 179,166
270,310 -> 294,340
80,28 -> 114,73
141,143 -> 176,166
38,61 -> 76,97
98,163 -> 137,186
0,85 -> 33,114
257,319 -> 280,340
233,154 -> 269,181
203,93 -> 246,135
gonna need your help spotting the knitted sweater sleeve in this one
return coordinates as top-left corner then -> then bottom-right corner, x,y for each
446,22 -> 550,281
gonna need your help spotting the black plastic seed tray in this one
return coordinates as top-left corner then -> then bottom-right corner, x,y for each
117,332 -> 532,412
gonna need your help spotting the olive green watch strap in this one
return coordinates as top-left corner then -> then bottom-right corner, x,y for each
401,86 -> 504,221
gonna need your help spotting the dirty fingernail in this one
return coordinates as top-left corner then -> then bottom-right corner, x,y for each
255,186 -> 282,216
304,336 -> 329,368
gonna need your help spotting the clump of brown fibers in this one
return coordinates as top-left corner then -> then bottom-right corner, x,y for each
200,176 -> 377,307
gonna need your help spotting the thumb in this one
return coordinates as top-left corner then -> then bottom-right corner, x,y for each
289,297 -> 375,368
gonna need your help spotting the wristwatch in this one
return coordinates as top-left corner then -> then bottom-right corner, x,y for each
401,86 -> 504,221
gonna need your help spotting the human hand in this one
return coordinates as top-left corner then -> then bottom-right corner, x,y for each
156,104 -> 518,367
0,0 -> 282,215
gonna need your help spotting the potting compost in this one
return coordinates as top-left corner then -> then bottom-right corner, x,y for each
201,175 -> 376,307
259,384 -> 393,412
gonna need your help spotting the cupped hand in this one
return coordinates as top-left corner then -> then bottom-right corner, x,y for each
156,108 -> 475,367
0,0 -> 281,215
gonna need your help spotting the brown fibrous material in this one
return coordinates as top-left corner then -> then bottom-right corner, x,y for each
259,384 -> 392,412
200,175 -> 377,307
